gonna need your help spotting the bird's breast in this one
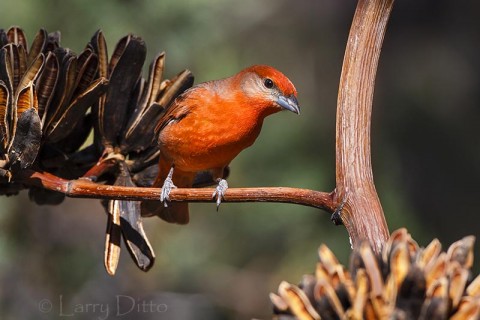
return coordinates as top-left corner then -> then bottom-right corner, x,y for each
159,108 -> 263,172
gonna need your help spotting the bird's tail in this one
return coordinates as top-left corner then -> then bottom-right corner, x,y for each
141,200 -> 190,225
141,158 -> 195,225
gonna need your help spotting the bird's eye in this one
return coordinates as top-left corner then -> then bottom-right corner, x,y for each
264,78 -> 274,89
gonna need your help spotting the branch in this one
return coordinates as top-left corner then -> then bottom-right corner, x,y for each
19,169 -> 336,212
335,0 -> 393,252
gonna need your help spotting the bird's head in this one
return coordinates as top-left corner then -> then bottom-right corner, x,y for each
237,65 -> 300,115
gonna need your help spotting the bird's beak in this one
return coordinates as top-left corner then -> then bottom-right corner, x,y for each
277,94 -> 300,114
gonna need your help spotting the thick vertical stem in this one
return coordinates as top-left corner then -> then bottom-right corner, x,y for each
336,0 -> 393,253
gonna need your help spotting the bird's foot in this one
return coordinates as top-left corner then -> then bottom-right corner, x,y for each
160,166 -> 177,207
212,179 -> 228,210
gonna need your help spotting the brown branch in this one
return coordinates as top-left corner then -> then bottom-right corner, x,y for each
19,169 -> 336,212
335,0 -> 393,253
81,150 -> 124,179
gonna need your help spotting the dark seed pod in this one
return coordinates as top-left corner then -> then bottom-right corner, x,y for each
119,52 -> 166,153
104,161 -> 155,275
46,77 -> 107,142
28,28 -> 47,65
95,34 -> 146,148
0,29 -> 8,48
121,68 -> 194,153
36,52 -> 59,121
9,102 -> 41,169
0,81 -> 10,152
45,31 -> 61,53
6,26 -> 28,50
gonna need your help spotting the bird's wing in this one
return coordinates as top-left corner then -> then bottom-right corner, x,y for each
154,97 -> 192,135
154,85 -> 209,135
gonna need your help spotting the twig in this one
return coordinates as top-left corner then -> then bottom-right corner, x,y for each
335,0 -> 393,253
19,169 -> 336,212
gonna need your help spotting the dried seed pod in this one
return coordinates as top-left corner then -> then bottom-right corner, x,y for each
426,252 -> 448,291
0,81 -> 10,152
3,44 -> 27,91
0,29 -> 8,48
314,279 -> 345,318
451,297 -> 480,320
9,104 -> 41,168
141,52 -> 166,110
345,269 -> 368,320
36,52 -> 59,121
95,34 -> 146,147
1,44 -> 18,91
156,69 -> 194,108
278,281 -> 321,320
28,28 -> 47,65
271,292 -> 289,314
50,113 -> 93,156
17,53 -> 44,92
6,26 -> 27,50
73,48 -> 99,97
389,242 -> 411,290
105,195 -> 122,276
318,244 -> 341,275
446,235 -> 475,269
120,52 -> 166,153
467,274 -> 480,298
43,49 -> 77,133
104,162 -> 155,275
419,277 -> 449,319
45,31 -> 61,53
89,30 -> 108,78
118,163 -> 155,271
449,262 -> 470,309
417,238 -> 442,271
46,77 -> 107,142
272,230 -> 478,320
396,265 -> 426,319
359,241 -> 384,297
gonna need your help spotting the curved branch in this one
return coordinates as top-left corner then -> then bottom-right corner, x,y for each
19,169 -> 336,212
335,0 -> 393,252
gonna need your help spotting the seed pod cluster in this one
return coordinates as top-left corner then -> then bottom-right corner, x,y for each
0,26 -> 195,274
271,228 -> 480,320
0,26 -> 108,194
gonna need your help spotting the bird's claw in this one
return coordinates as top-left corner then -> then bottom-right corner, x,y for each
212,179 -> 228,210
160,167 -> 177,207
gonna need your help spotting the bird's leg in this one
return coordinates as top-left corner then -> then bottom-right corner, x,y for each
160,166 -> 177,207
211,167 -> 228,210
212,178 -> 228,210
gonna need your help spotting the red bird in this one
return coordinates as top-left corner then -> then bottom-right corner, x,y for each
141,65 -> 299,224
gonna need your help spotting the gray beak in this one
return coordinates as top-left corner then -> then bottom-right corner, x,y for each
277,94 -> 300,114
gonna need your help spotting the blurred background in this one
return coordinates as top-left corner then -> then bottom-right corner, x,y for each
0,0 -> 479,319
